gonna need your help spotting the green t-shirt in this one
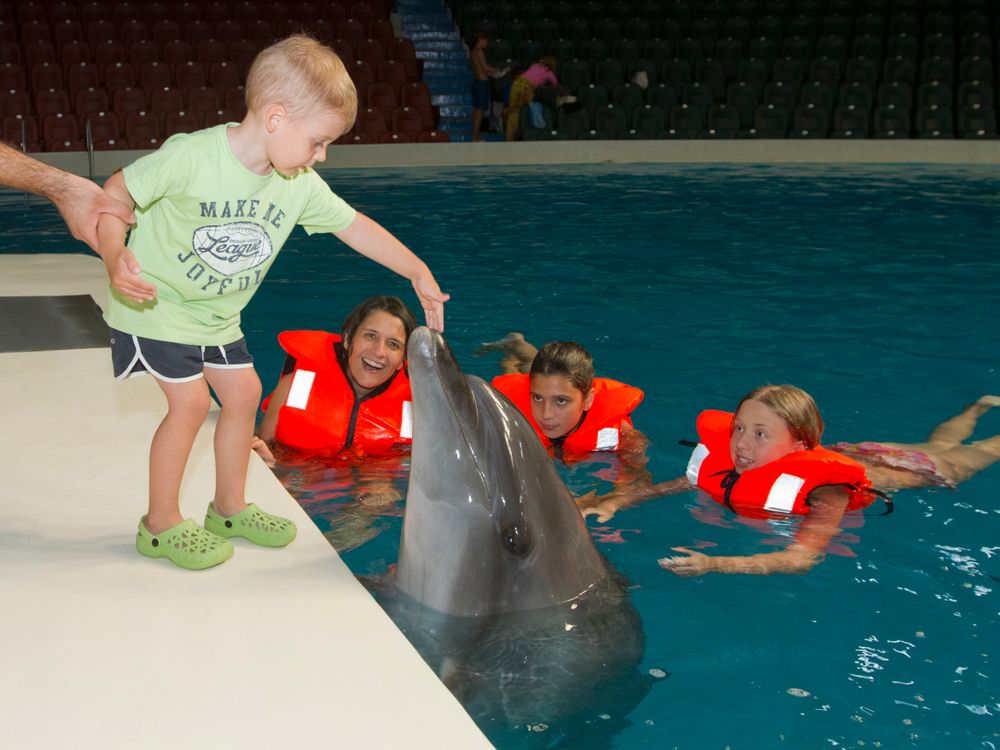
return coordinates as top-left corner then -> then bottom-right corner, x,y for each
104,124 -> 356,345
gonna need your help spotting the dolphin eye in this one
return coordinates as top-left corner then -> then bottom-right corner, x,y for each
502,523 -> 530,557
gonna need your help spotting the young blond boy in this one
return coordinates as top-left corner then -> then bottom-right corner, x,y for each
97,35 -> 448,570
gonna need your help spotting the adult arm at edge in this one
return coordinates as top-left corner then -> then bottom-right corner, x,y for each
0,142 -> 135,252
256,372 -> 293,444
334,212 -> 450,332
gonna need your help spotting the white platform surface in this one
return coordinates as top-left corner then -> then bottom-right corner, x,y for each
0,253 -> 491,749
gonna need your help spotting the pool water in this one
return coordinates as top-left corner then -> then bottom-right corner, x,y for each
5,163 -> 999,748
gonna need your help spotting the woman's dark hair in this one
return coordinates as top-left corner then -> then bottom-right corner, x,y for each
340,295 -> 417,347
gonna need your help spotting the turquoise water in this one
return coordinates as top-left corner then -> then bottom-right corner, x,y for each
5,163 -> 999,747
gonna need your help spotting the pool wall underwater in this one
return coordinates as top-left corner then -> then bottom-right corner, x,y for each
27,138 -> 1000,180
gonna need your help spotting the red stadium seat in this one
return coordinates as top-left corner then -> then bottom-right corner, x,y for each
42,112 -> 83,150
83,110 -> 121,148
174,61 -> 207,91
59,40 -> 90,68
113,86 -> 148,117
2,113 -> 41,150
0,62 -> 25,90
74,87 -> 110,119
35,88 -> 71,118
377,59 -> 407,86
163,39 -> 195,67
390,105 -> 424,135
366,81 -> 398,110
93,39 -> 127,68
66,62 -> 101,94
416,129 -> 451,142
163,109 -> 201,136
23,40 -> 57,67
30,62 -> 64,92
0,88 -> 32,118
149,86 -> 184,117
124,109 -> 161,148
378,131 -> 413,143
140,61 -> 172,90
353,105 -> 388,137
209,61 -> 241,90
186,86 -> 221,114
119,18 -> 148,46
337,131 -> 374,144
215,19 -> 244,43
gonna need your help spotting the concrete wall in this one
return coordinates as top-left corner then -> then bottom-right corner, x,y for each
26,139 -> 1000,180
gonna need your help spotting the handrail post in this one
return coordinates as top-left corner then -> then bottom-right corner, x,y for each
85,117 -> 95,181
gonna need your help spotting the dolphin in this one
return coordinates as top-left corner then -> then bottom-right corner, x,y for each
382,327 -> 654,735
398,326 -> 616,616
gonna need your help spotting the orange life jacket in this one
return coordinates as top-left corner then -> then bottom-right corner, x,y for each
687,409 -> 875,516
266,330 -> 412,455
491,373 -> 644,456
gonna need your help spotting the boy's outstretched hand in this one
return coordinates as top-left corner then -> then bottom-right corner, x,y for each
413,273 -> 449,332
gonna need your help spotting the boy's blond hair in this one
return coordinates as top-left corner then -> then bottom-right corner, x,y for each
245,35 -> 358,130
736,384 -> 825,449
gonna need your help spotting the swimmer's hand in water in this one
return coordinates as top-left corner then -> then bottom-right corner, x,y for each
576,491 -> 622,523
659,547 -> 714,577
357,485 -> 403,507
251,436 -> 276,468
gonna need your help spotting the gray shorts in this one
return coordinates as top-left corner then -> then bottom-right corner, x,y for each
110,328 -> 254,383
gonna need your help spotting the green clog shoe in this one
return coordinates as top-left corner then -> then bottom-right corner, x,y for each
136,518 -> 234,570
204,503 -> 297,548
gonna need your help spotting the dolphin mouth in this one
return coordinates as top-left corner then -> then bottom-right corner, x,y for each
407,327 -> 478,432
406,327 -> 487,500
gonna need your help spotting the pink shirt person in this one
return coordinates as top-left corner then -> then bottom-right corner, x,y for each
521,61 -> 558,87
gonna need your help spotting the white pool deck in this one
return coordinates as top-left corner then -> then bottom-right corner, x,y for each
0,253 -> 492,749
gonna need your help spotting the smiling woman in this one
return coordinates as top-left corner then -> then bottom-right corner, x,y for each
254,295 -> 417,463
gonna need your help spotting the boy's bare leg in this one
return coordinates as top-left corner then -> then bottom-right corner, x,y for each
204,366 -> 262,516
147,378 -> 213,533
925,395 -> 1000,448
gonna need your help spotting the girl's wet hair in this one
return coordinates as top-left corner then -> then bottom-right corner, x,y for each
529,341 -> 594,394
341,295 -> 417,347
736,384 -> 824,449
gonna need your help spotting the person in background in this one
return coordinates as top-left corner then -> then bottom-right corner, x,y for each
505,56 -> 558,141
468,32 -> 507,142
